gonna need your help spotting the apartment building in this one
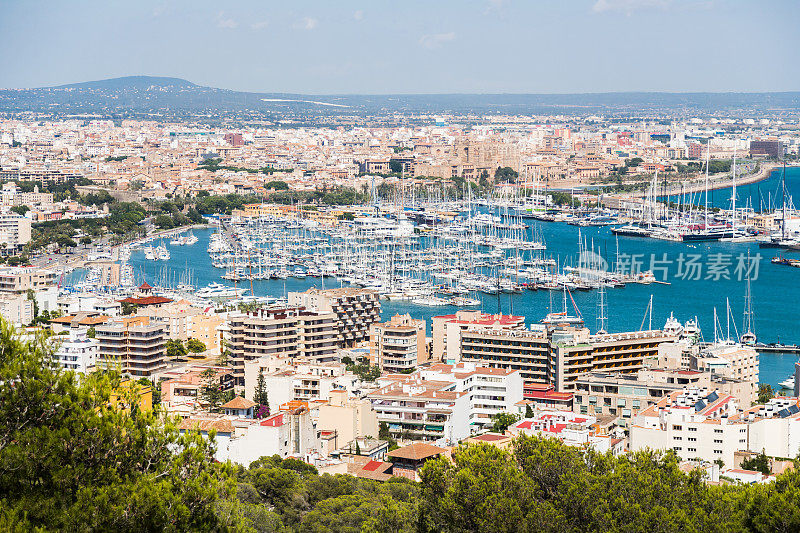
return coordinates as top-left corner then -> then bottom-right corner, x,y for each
317,389 -> 380,449
1,183 -> 53,206
0,168 -> 82,184
180,407 -> 316,466
550,327 -> 677,391
366,362 -> 523,443
242,356 -> 358,413
366,377 -> 468,444
289,287 -> 381,346
629,388 -> 745,466
95,316 -> 167,379
431,310 -> 525,364
742,398 -> 800,459
460,326 -> 550,383
54,328 -> 98,373
457,324 -> 677,393
420,363 -> 524,432
227,307 -> 341,386
160,366 -> 236,412
507,410 -> 621,454
0,266 -> 56,293
0,212 -> 30,252
0,293 -> 34,325
370,313 -> 426,372
572,368 -> 753,426
692,343 -> 759,402
139,300 -> 224,354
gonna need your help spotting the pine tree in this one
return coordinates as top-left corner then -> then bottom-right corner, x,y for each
253,368 -> 269,417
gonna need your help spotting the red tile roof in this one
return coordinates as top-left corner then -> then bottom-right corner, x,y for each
118,295 -> 173,306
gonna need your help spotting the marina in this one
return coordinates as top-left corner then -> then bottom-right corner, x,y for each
58,165 -> 800,391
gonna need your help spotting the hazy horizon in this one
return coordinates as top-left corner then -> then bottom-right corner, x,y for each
1,1 -> 798,94
10,74 -> 800,96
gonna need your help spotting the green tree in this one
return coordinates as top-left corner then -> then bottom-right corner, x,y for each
757,383 -> 774,405
525,404 -> 534,418
494,166 -> 518,184
166,339 -> 187,361
10,205 -> 29,216
490,412 -> 520,433
86,326 -> 96,339
253,368 -> 270,417
186,338 -> 206,353
121,301 -> 138,316
79,236 -> 92,247
265,180 -> 289,191
153,214 -> 174,229
744,468 -> 800,532
199,368 -> 231,413
741,451 -> 771,476
0,316 -> 243,530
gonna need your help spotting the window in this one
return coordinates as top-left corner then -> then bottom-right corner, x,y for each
714,429 -> 722,434
688,427 -> 697,432
714,439 -> 722,444
688,437 -> 697,442
714,450 -> 722,454
672,425 -> 682,431
688,448 -> 697,452
673,446 -> 682,451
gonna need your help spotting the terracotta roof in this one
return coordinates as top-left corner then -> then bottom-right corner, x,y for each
387,442 -> 445,461
119,295 -> 173,306
179,418 -> 234,433
222,396 -> 257,410
139,281 -> 152,290
469,433 -> 510,442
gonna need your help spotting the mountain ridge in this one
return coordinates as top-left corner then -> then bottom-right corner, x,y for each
55,75 -> 197,90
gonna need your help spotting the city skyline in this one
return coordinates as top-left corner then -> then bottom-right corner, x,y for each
1,0 -> 798,94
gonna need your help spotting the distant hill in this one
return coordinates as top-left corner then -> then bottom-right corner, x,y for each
2,75 -> 800,123
56,76 -> 197,90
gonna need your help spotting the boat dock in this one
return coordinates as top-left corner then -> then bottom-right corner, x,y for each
754,344 -> 800,355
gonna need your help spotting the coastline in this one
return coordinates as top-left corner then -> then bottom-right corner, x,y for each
625,162 -> 786,198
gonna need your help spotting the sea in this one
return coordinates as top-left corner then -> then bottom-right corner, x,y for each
122,166 -> 800,390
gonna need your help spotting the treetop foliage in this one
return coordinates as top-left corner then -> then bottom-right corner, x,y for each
1,315 -> 799,532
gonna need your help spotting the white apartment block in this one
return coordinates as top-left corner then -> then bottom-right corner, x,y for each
741,398 -> 800,460
507,410 -> 620,454
367,362 -> 524,444
0,293 -> 34,325
630,388 -> 746,467
0,212 -> 31,251
420,363 -> 524,431
54,328 -> 98,373
243,356 -> 359,414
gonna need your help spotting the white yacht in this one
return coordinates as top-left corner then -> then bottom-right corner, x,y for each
196,283 -> 247,300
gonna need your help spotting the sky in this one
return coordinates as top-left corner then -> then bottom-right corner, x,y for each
0,0 -> 798,94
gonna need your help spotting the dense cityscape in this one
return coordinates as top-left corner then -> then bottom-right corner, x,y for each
3,1 -> 800,531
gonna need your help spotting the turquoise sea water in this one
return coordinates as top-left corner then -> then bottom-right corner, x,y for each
127,167 -> 800,390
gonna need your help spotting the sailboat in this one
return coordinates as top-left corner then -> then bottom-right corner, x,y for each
740,264 -> 757,345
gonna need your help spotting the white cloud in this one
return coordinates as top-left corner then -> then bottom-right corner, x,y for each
419,32 -> 456,49
250,20 -> 269,30
592,0 -> 670,14
294,17 -> 318,30
354,10 -> 364,21
216,12 -> 238,29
